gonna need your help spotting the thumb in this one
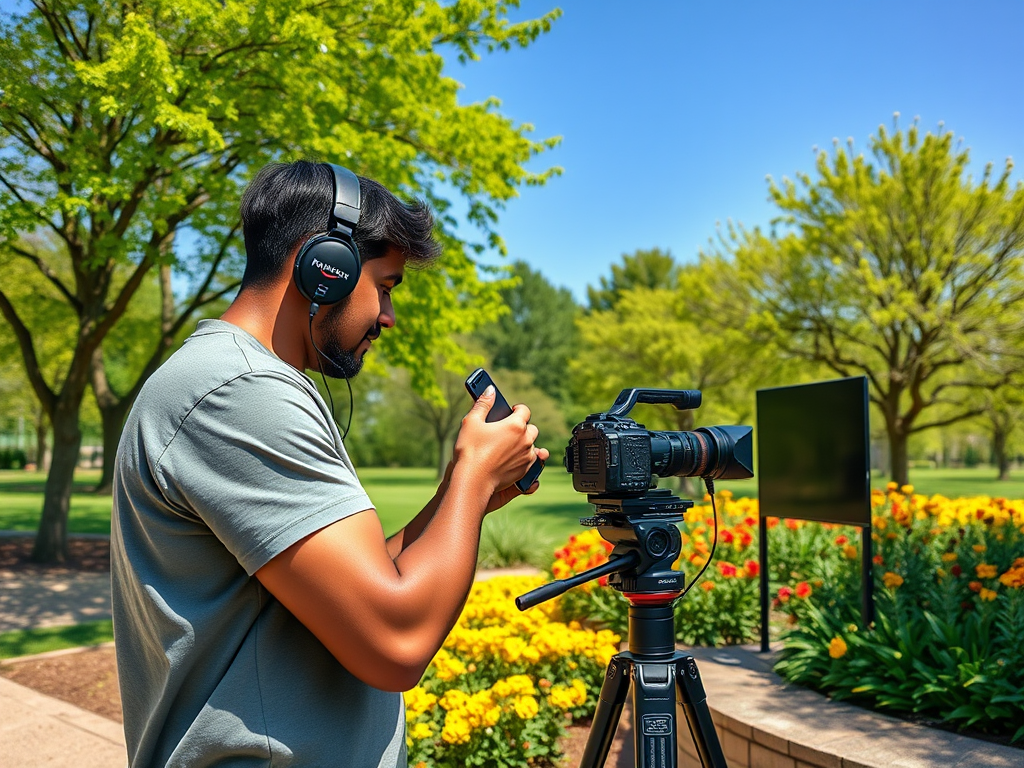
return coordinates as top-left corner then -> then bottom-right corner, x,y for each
472,384 -> 496,417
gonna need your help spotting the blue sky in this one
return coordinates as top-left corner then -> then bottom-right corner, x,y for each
447,0 -> 1024,302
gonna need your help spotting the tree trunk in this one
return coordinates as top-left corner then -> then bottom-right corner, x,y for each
888,426 -> 910,487
34,409 -> 50,472
32,402 -> 82,563
992,421 -> 1011,481
95,400 -> 132,494
436,433 -> 449,481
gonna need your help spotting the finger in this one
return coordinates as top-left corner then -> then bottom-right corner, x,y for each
523,480 -> 540,494
526,424 -> 539,444
536,447 -> 550,462
469,385 -> 496,419
512,403 -> 532,424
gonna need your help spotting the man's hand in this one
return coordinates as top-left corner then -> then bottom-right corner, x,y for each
453,385 -> 549,503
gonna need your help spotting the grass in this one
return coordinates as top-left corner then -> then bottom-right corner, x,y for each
0,620 -> 114,660
4,465 -> 1024,542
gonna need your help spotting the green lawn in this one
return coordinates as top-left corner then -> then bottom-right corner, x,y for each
0,620 -> 114,659
3,465 -> 1024,540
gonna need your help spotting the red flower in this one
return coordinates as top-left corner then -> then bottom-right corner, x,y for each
873,555 -> 883,565
795,581 -> 812,599
743,560 -> 759,578
951,564 -> 962,577
777,586 -> 793,603
738,530 -> 754,548
745,516 -> 757,527
835,535 -> 849,546
717,562 -> 738,578
720,529 -> 735,544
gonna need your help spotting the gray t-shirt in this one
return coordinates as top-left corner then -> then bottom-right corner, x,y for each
111,319 -> 405,768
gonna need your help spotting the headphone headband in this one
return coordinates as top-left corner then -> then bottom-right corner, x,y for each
328,164 -> 361,231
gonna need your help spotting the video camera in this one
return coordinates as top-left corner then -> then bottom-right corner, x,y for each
564,388 -> 754,498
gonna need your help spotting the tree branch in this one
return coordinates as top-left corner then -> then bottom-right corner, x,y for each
0,287 -> 56,413
9,244 -> 81,312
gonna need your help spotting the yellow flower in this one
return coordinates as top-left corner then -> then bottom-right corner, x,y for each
439,689 -> 470,711
979,588 -> 998,602
441,713 -> 472,745
941,552 -> 957,562
976,564 -> 998,579
410,722 -> 433,741
900,484 -> 914,495
501,637 -> 527,663
843,545 -> 859,559
886,482 -> 898,491
828,637 -> 848,659
431,649 -> 467,681
972,544 -> 987,553
882,572 -> 904,589
513,695 -> 539,720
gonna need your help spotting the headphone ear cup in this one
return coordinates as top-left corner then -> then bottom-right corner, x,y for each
294,234 -> 362,304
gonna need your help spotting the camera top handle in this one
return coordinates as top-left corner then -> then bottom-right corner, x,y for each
606,388 -> 702,419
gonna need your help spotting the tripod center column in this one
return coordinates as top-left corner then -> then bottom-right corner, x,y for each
624,595 -> 680,657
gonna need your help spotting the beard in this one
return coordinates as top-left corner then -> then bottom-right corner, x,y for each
316,301 -> 381,379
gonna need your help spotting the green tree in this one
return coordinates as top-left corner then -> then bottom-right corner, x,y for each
586,247 -> 680,311
472,260 -> 580,403
699,120 -> 1024,485
0,0 -> 561,561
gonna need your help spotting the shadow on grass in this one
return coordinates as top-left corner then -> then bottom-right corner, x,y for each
0,620 -> 114,659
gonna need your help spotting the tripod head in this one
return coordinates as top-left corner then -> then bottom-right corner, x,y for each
516,489 -> 693,611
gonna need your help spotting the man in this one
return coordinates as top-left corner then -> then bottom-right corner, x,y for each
111,160 -> 549,767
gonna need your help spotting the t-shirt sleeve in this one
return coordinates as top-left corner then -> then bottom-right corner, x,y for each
158,372 -> 373,575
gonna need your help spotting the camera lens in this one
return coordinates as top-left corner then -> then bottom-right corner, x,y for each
649,426 -> 753,480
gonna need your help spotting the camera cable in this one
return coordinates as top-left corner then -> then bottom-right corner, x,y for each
309,305 -> 355,441
678,477 -> 719,599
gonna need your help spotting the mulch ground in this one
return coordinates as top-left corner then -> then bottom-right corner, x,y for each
0,536 -> 110,574
0,645 -> 122,722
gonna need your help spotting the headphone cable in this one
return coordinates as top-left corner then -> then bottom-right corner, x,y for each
308,306 -> 355,441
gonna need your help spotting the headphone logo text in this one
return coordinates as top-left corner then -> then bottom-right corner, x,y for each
312,258 -> 349,280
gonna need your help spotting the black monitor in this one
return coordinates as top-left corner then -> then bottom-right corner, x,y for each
756,376 -> 871,526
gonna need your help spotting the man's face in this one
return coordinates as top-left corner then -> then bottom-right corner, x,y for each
314,247 -> 404,379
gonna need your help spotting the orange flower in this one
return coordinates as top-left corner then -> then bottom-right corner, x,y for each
700,581 -> 715,592
979,588 -> 998,602
843,545 -> 859,559
882,572 -> 904,589
968,581 -> 983,593
976,564 -> 998,579
941,553 -> 957,563
828,637 -> 848,659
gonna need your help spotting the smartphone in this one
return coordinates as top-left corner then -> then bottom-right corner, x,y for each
465,367 -> 545,493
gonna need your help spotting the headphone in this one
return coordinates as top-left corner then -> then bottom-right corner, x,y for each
294,163 -> 362,311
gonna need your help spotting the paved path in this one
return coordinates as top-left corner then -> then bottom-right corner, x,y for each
0,675 -> 125,767
0,570 -> 111,633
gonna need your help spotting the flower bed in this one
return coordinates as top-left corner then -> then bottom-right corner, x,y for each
775,485 -> 1024,743
546,485 -> 1024,743
408,576 -> 619,767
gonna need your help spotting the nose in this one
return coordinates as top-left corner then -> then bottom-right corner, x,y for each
379,299 -> 395,329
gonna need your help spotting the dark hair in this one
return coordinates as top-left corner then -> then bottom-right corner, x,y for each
239,160 -> 440,289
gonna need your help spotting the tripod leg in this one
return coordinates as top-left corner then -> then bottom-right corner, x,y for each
674,656 -> 728,768
579,655 -> 632,768
631,660 -> 679,768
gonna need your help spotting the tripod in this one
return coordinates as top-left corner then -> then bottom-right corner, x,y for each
516,489 -> 728,768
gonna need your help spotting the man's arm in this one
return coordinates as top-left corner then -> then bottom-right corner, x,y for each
256,388 -> 547,692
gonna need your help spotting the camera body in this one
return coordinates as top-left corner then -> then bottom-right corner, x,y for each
563,388 -> 754,498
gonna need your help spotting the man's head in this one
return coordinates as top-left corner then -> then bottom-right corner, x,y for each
238,160 -> 440,376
